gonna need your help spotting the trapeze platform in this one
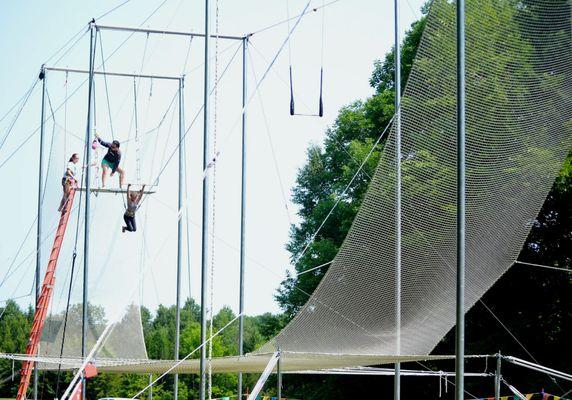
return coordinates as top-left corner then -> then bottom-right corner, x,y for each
76,186 -> 156,195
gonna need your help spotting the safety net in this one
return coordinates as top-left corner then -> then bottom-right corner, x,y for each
7,0 -> 571,374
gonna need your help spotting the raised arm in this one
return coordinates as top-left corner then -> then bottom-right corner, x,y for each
137,185 -> 146,202
97,136 -> 112,148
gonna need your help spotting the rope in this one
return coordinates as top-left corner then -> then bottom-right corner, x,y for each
290,113 -> 395,271
208,2 -> 221,397
141,0 -> 313,212
98,30 -> 115,140
246,47 -> 293,225
131,314 -> 242,399
250,0 -> 341,36
0,78 -> 39,152
134,78 -> 141,183
55,141 -> 88,399
64,72 -> 69,170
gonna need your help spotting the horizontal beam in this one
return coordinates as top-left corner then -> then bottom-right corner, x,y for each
95,24 -> 246,41
503,356 -> 572,382
288,367 -> 492,377
44,66 -> 182,81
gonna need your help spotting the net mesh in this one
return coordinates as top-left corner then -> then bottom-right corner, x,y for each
19,0 -> 572,374
258,0 -> 572,357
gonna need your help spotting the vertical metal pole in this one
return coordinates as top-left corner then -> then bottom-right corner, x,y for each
277,351 -> 282,400
237,36 -> 248,400
494,353 -> 501,400
200,1 -> 211,399
455,0 -> 466,398
149,374 -> 153,400
174,77 -> 184,400
83,20 -> 96,399
34,65 -> 47,400
393,0 -> 402,398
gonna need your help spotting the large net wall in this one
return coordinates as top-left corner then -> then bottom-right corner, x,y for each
259,0 -> 572,358
12,0 -> 571,375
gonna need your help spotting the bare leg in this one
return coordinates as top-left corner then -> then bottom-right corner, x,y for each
116,167 -> 125,188
101,165 -> 109,188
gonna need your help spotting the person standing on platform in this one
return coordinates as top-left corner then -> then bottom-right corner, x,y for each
95,134 -> 125,188
58,153 -> 79,212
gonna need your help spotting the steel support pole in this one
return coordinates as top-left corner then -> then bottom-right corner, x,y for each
277,351 -> 282,400
200,1 -> 212,399
174,77 -> 184,400
393,0 -> 402,398
34,66 -> 47,400
82,20 -> 96,399
237,36 -> 248,400
455,0 -> 466,398
494,353 -> 501,400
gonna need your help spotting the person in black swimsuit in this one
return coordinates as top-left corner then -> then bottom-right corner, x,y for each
123,184 -> 145,233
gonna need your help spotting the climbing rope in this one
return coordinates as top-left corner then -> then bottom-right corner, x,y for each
63,72 -> 69,170
133,77 -> 141,183
208,1 -> 221,397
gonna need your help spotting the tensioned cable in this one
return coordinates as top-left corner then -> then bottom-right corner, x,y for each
98,31 -> 116,140
514,260 -> 571,273
248,41 -> 316,115
250,0 -> 341,36
94,0 -> 133,21
0,0 -> 171,172
143,0 -> 314,212
54,134 -> 88,398
395,210 -> 566,391
137,41 -> 243,199
0,78 -> 39,125
289,113 -> 395,272
0,0 -> 131,128
246,46 -> 293,225
131,314 -> 242,399
0,78 -> 39,152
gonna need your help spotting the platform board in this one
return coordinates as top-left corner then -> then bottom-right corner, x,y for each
76,187 -> 156,194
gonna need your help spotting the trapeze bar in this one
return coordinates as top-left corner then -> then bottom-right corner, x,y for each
44,66 -> 182,81
76,187 -> 157,195
95,24 -> 247,41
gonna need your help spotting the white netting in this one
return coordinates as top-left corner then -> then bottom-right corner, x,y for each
258,0 -> 572,357
14,0 -> 571,375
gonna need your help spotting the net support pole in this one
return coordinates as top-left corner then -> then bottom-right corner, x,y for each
200,0 -> 212,398
455,0 -> 466,398
277,349 -> 282,400
174,77 -> 184,400
34,65 -> 47,400
494,352 -> 501,400
393,0 -> 402,397
237,36 -> 248,400
82,22 -> 96,400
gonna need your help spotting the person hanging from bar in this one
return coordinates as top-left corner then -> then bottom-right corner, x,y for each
58,153 -> 80,212
122,184 -> 145,233
95,133 -> 125,188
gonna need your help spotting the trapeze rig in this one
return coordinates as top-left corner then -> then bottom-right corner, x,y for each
27,18 -> 252,400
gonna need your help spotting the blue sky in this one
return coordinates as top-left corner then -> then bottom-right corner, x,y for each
0,0 -> 425,320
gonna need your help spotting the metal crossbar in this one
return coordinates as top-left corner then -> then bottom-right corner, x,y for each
44,66 -> 182,81
95,24 -> 246,40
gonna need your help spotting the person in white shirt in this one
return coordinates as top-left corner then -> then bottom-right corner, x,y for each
58,153 -> 79,212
